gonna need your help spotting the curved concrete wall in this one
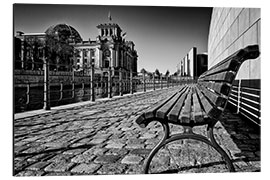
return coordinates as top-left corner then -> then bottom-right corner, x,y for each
208,8 -> 261,79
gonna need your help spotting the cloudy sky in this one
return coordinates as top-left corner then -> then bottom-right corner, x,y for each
14,4 -> 212,74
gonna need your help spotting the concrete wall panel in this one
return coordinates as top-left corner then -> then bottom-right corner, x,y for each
208,7 -> 260,80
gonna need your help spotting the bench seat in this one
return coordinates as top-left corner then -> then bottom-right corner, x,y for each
135,44 -> 260,174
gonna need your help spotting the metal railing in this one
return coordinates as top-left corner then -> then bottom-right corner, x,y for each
14,59 -> 193,113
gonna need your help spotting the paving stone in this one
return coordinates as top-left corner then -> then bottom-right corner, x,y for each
70,163 -> 101,174
44,160 -> 75,172
139,133 -> 157,139
26,153 -> 48,162
83,146 -> 108,156
26,161 -> 51,171
15,170 -> 45,176
105,142 -> 125,149
125,164 -> 143,174
63,148 -> 87,155
105,148 -> 129,156
97,164 -> 126,175
44,172 -> 72,176
71,154 -> 95,163
130,149 -> 151,156
89,138 -> 107,144
47,154 -> 74,163
94,155 -> 121,164
121,155 -> 143,165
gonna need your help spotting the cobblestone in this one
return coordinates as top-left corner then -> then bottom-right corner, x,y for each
121,155 -> 144,164
70,163 -> 101,174
13,87 -> 260,176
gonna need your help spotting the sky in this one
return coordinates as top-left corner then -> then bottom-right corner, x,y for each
13,4 -> 212,74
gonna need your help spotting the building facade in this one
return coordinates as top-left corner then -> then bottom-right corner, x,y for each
208,8 -> 261,124
180,47 -> 208,79
14,21 -> 138,78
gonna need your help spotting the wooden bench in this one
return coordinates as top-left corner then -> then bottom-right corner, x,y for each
135,45 -> 260,173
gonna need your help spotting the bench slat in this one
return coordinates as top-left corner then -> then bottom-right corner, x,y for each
144,90 -> 179,119
167,86 -> 190,123
156,86 -> 188,119
195,85 -> 222,119
192,86 -> 205,123
199,58 -> 240,79
200,71 -> 235,83
198,84 -> 227,109
198,81 -> 231,96
179,86 -> 193,124
135,87 -> 184,127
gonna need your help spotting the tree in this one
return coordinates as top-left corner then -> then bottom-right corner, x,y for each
165,70 -> 170,77
140,68 -> 147,74
45,30 -> 74,71
155,69 -> 160,78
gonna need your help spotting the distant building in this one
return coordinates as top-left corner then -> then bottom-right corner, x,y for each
14,19 -> 138,77
180,47 -> 208,79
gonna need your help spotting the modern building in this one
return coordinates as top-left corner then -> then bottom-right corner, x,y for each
180,47 -> 208,79
208,8 -> 261,125
14,18 -> 138,78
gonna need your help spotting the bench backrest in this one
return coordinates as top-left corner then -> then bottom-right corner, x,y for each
197,45 -> 260,120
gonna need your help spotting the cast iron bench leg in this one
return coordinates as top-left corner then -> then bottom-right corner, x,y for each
143,120 -> 170,174
143,121 -> 235,174
207,124 -> 235,172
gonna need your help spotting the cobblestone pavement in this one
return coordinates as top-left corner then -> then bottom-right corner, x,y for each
14,86 -> 260,176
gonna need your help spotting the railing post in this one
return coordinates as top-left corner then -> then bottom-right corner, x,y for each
119,69 -> 123,96
59,81 -> 63,101
143,72 -> 146,92
43,55 -> 50,110
153,73 -> 155,91
26,82 -> 30,105
166,76 -> 169,88
108,67 -> 112,98
237,79 -> 242,114
90,62 -> 95,101
160,75 -> 163,89
130,71 -> 133,94
81,81 -> 85,97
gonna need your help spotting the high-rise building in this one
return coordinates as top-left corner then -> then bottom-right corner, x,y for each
180,47 -> 208,79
